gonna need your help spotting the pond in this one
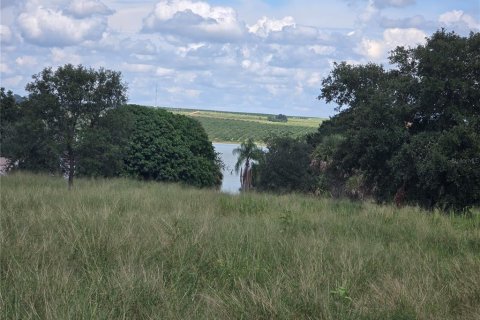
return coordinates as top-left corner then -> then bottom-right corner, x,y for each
213,143 -> 241,194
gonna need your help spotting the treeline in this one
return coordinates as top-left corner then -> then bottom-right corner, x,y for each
267,114 -> 288,122
252,30 -> 480,212
0,65 -> 222,188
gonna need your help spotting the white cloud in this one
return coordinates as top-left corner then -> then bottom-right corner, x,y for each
176,42 -> 205,57
309,45 -> 336,55
439,10 -> 480,30
358,0 -> 379,24
357,28 -> 426,60
18,4 -> 107,46
0,25 -> 12,43
143,0 -> 244,42
15,55 -> 37,66
248,16 -> 295,38
0,63 -> 12,73
156,67 -> 175,76
66,0 -> 114,18
50,48 -> 82,65
307,72 -> 322,87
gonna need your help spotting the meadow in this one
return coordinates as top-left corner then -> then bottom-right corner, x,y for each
1,173 -> 479,319
162,107 -> 321,142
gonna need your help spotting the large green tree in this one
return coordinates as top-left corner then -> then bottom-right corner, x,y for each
122,105 -> 223,188
25,64 -> 128,188
314,30 -> 480,211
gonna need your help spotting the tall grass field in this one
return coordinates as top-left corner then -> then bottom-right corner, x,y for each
1,173 -> 479,319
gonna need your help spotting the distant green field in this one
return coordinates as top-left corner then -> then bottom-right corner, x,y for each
162,107 -> 323,142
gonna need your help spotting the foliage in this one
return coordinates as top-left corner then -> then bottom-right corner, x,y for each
23,64 -> 128,188
232,138 -> 264,174
232,138 -> 264,191
267,114 -> 288,122
313,30 -> 480,211
122,105 -> 222,188
75,107 -> 134,178
256,135 -> 315,193
2,173 -> 479,319
1,89 -> 60,173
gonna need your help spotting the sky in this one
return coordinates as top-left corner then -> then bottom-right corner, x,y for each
1,0 -> 479,117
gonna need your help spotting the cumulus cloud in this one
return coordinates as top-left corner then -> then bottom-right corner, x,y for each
248,16 -> 295,38
143,0 -> 245,42
156,67 -> 175,76
439,10 -> 480,31
177,42 -> 205,57
356,28 -> 426,60
0,63 -> 12,74
266,24 -> 320,44
50,48 -> 82,65
17,4 -> 107,47
66,0 -> 114,18
309,45 -> 336,55
15,55 -> 37,66
0,25 -> 12,43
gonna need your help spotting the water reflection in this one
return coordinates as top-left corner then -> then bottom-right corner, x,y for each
213,143 -> 241,194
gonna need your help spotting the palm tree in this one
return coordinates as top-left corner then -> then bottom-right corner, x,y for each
233,138 -> 264,191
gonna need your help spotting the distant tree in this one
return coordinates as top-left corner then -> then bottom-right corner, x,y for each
25,64 -> 128,188
233,138 -> 264,191
267,114 -> 288,122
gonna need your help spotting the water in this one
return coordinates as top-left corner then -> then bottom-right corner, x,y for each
213,143 -> 241,194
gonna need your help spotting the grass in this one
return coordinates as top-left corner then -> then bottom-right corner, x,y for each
1,173 -> 479,319
161,107 -> 322,142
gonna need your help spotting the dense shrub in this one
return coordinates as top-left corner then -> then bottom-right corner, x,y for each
121,105 -> 222,188
256,136 -> 315,193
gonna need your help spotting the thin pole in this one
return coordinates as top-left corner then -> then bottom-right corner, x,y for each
155,82 -> 158,107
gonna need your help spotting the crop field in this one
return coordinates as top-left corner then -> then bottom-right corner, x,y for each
2,173 -> 479,319
162,107 -> 323,142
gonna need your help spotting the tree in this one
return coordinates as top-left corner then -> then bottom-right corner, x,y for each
256,136 -> 315,193
314,30 -> 480,211
1,88 -> 60,173
75,107 -> 134,178
122,105 -> 222,188
267,114 -> 288,122
25,64 -> 128,188
232,138 -> 264,191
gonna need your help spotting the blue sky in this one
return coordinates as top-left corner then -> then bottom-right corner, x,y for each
1,0 -> 479,117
